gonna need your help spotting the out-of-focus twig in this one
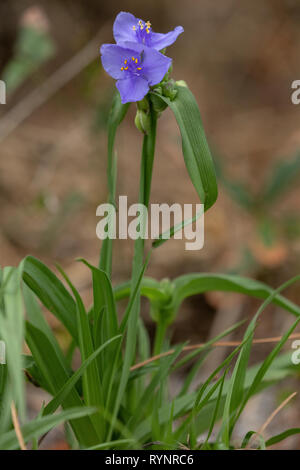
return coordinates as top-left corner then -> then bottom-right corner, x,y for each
130,332 -> 300,371
259,391 -> 297,437
245,391 -> 297,449
0,21 -> 111,143
11,401 -> 27,450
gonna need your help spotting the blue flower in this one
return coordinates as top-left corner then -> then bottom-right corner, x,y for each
113,12 -> 184,51
100,42 -> 172,104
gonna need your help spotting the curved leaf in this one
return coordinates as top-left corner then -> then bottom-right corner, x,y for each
114,273 -> 300,322
266,428 -> 300,447
0,407 -> 97,450
151,85 -> 218,211
99,92 -> 130,276
43,335 -> 121,416
25,322 -> 100,446
172,273 -> 300,318
23,256 -> 78,341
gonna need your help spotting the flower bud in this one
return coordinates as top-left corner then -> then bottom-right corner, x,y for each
137,97 -> 150,112
135,109 -> 151,134
150,93 -> 168,113
175,80 -> 188,88
161,80 -> 178,101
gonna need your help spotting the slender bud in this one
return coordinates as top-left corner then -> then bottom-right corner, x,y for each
175,80 -> 188,88
162,80 -> 178,101
135,109 -> 151,134
150,93 -> 168,113
137,97 -> 150,112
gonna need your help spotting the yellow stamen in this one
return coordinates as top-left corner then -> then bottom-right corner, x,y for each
124,59 -> 127,64
137,67 -> 142,70
124,67 -> 128,71
135,58 -> 138,63
132,56 -> 135,61
121,67 -> 124,71
132,26 -> 136,31
145,21 -> 151,28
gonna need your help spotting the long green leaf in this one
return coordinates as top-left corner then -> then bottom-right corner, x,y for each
22,282 -> 67,367
0,407 -> 97,450
79,259 -> 118,338
23,256 -> 78,341
43,335 -> 121,416
114,273 -> 300,323
135,351 -> 297,442
202,369 -> 227,448
25,321 -> 100,447
266,428 -> 300,447
221,275 -> 300,445
0,264 -> 25,420
151,85 -> 218,212
129,344 -> 184,430
86,439 -> 134,450
57,266 -> 104,438
79,259 -> 119,395
234,317 -> 300,430
99,92 -> 130,276
172,273 -> 300,318
230,275 -> 300,434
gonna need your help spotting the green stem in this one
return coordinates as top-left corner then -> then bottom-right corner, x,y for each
153,317 -> 168,356
99,94 -> 130,277
106,103 -> 157,441
127,104 -> 157,359
130,104 -> 157,292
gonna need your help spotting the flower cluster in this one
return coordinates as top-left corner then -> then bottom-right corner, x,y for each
100,12 -> 183,104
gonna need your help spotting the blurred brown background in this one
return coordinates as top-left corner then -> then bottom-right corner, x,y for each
1,0 -> 300,448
